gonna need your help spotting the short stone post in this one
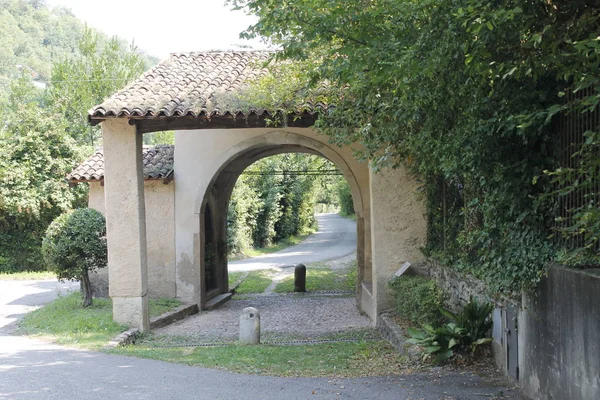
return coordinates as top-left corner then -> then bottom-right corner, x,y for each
239,307 -> 260,345
294,263 -> 306,292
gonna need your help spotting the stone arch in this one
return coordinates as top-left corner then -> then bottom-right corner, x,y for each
175,129 -> 372,312
193,131 -> 364,215
100,119 -> 427,330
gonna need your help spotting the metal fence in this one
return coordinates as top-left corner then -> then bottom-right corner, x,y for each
554,87 -> 600,251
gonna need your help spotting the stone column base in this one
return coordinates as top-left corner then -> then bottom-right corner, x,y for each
112,295 -> 149,332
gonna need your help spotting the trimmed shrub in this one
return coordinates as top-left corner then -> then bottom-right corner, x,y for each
389,275 -> 446,327
42,208 -> 107,307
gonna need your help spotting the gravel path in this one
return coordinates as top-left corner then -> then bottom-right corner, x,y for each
154,293 -> 372,342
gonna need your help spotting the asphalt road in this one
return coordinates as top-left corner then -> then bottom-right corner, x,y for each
0,334 -> 521,399
229,213 -> 356,272
0,279 -> 79,335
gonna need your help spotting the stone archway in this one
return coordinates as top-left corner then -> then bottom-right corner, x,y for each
95,51 -> 427,332
99,118 -> 427,332
174,128 -> 374,316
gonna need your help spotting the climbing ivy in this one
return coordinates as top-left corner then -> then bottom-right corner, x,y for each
230,0 -> 600,296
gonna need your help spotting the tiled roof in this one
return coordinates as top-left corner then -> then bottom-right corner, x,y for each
67,145 -> 174,182
89,51 -> 312,121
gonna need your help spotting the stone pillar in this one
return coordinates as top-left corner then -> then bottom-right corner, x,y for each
294,264 -> 307,292
102,118 -> 149,332
369,165 -> 426,324
239,307 -> 260,345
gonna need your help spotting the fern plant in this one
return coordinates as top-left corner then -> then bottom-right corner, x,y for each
439,296 -> 493,352
407,323 -> 465,363
407,296 -> 494,363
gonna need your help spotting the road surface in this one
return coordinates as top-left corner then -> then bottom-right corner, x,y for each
229,213 -> 356,272
0,279 -> 78,335
0,333 -> 521,400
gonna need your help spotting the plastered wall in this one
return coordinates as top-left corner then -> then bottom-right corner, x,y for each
88,180 -> 176,298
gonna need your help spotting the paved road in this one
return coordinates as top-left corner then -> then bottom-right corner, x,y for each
229,213 -> 356,272
0,334 -> 522,399
0,279 -> 79,335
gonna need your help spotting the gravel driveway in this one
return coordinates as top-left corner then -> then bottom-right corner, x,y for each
154,293 -> 372,342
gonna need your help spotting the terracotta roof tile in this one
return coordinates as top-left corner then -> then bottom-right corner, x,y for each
88,51 -> 291,120
68,145 -> 174,182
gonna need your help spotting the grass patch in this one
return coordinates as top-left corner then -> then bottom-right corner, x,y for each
234,270 -> 275,294
0,271 -> 56,280
274,264 -> 356,293
19,292 -> 183,349
19,292 -> 124,350
110,340 -> 411,377
149,298 -> 182,318
228,271 -> 246,288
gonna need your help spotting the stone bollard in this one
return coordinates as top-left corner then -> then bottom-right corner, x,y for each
239,307 -> 260,345
294,263 -> 306,292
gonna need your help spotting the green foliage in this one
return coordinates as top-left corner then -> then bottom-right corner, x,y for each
47,27 -> 145,144
0,8 -> 154,273
439,297 -> 493,352
0,0 -> 85,82
337,179 -> 354,216
407,323 -> 465,364
143,131 -> 175,145
0,77 -> 86,272
407,297 -> 493,363
42,208 -> 107,306
388,276 -> 446,328
0,0 -> 157,93
230,0 -> 600,294
227,153 -> 346,256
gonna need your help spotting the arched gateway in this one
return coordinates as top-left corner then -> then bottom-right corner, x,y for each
89,51 -> 427,331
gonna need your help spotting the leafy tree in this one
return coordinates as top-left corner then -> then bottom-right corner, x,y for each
227,153 -> 345,256
42,208 -> 107,307
0,0 -> 158,98
47,27 -> 145,145
0,0 -> 157,273
336,180 -> 354,216
230,0 -> 600,295
0,76 -> 85,271
144,131 -> 175,145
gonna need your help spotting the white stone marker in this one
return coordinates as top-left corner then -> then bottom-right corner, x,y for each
239,307 -> 260,345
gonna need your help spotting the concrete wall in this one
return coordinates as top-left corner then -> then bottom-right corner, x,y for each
520,266 -> 600,400
426,260 -> 600,400
369,166 -> 428,318
88,180 -> 176,299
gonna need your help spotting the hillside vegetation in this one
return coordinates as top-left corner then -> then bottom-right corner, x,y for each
0,0 -> 156,92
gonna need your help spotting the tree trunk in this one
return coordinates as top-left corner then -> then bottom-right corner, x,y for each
81,271 -> 93,307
